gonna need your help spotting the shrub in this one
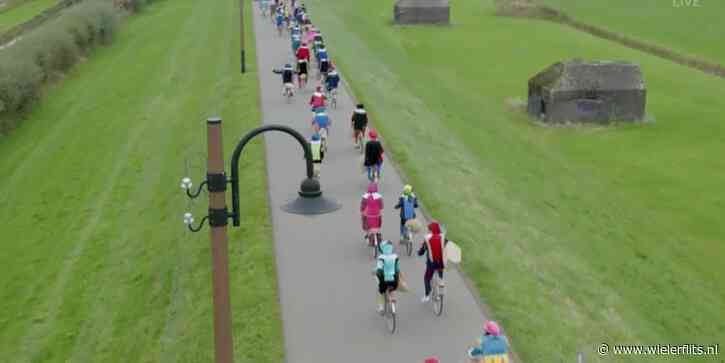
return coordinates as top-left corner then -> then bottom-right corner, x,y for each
0,0 -> 122,130
0,60 -> 43,114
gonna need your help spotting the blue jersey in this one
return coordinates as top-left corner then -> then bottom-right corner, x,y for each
326,73 -> 340,89
317,49 -> 328,60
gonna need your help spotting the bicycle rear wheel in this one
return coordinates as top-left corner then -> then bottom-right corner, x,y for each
385,293 -> 396,334
404,229 -> 413,256
433,281 -> 444,316
370,233 -> 378,259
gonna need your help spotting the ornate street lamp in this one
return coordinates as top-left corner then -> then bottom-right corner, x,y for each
180,117 -> 340,363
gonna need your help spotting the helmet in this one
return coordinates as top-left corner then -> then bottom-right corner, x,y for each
484,321 -> 501,336
368,129 -> 377,139
367,182 -> 378,193
311,133 -> 320,141
403,184 -> 413,195
316,85 -> 322,92
284,63 -> 292,69
357,103 -> 364,109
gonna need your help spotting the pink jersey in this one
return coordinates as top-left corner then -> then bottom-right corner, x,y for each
306,30 -> 317,44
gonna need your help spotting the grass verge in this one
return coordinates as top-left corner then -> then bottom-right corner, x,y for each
0,0 -> 284,361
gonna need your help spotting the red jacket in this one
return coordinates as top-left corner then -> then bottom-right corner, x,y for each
419,222 -> 445,265
309,92 -> 326,107
296,46 -> 310,62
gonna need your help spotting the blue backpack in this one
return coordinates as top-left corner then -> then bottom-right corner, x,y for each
402,196 -> 416,220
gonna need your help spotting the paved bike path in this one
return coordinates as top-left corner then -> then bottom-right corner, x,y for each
252,7 -> 487,363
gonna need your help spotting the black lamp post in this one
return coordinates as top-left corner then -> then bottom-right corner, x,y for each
181,118 -> 339,363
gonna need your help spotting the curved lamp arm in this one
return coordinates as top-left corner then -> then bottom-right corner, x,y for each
186,180 -> 208,199
186,215 -> 209,232
230,125 -> 312,227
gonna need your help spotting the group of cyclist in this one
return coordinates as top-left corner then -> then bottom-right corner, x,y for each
265,1 -> 509,361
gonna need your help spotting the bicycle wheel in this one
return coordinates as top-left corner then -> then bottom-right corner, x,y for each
433,281 -> 444,316
370,233 -> 378,259
385,293 -> 396,334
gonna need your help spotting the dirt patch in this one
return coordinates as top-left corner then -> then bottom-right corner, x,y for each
494,0 -> 725,79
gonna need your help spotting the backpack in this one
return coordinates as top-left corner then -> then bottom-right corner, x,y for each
402,196 -> 415,220
378,254 -> 399,282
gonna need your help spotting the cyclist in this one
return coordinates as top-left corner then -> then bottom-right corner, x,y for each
467,321 -> 510,363
318,56 -> 331,81
310,132 -> 323,178
274,8 -> 285,35
305,26 -> 318,48
291,32 -> 302,54
291,22 -> 301,36
269,0 -> 277,23
417,221 -> 448,303
325,66 -> 340,91
272,63 -> 295,97
314,41 -> 326,62
325,66 -> 340,102
360,182 -> 383,242
295,41 -> 311,64
294,5 -> 304,23
394,184 -> 419,242
259,0 -> 268,15
351,104 -> 368,148
296,58 -> 309,88
309,86 -> 327,113
363,129 -> 384,181
313,33 -> 324,56
375,241 -> 400,313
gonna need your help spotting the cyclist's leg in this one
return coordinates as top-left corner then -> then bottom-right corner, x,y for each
423,261 -> 434,297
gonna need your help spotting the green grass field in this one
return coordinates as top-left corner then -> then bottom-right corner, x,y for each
0,0 -> 57,34
306,0 -> 724,361
537,0 -> 725,65
0,0 -> 284,362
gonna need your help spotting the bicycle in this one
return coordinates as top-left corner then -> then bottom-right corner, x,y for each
319,126 -> 328,154
298,73 -> 307,89
367,227 -> 381,259
283,83 -> 295,103
382,287 -> 397,334
400,222 -> 414,256
327,88 -> 338,109
354,127 -> 366,153
430,270 -> 445,316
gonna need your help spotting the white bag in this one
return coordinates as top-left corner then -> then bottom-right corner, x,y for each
445,241 -> 462,264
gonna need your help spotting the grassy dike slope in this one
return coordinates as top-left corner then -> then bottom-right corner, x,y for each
306,0 -> 724,361
0,0 -> 57,33
538,0 -> 725,65
0,0 -> 283,362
